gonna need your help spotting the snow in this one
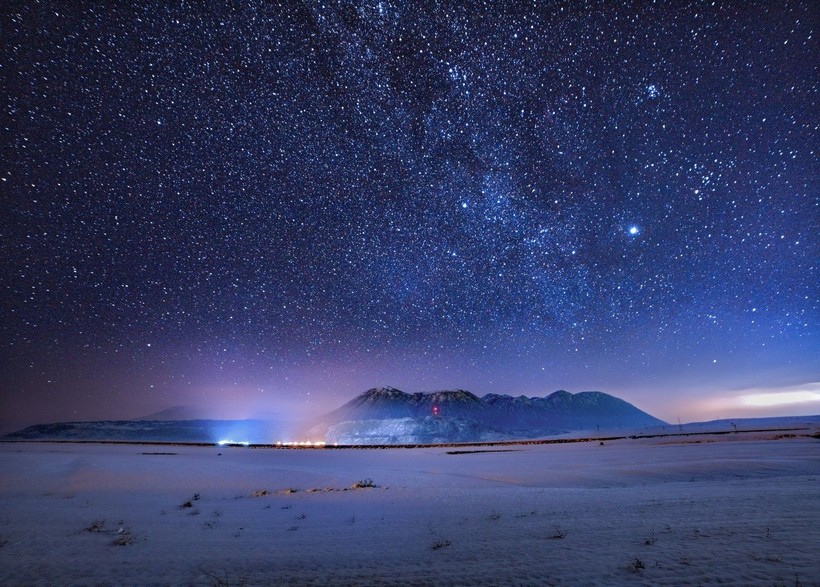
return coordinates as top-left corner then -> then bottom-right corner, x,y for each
0,426 -> 818,585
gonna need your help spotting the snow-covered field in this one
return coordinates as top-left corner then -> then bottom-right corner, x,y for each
1,428 -> 818,586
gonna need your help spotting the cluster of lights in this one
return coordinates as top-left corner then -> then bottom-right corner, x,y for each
275,441 -> 328,447
217,439 -> 333,447
217,439 -> 249,446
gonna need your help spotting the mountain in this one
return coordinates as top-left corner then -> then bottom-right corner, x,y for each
483,390 -> 666,432
324,387 -> 487,421
314,387 -> 666,444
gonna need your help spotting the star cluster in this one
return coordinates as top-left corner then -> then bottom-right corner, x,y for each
1,1 -> 817,425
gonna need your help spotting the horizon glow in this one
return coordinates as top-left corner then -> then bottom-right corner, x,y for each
739,390 -> 820,408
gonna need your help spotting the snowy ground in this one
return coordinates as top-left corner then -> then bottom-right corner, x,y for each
1,428 -> 818,586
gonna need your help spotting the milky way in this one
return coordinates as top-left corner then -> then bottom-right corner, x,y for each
1,1 -> 817,426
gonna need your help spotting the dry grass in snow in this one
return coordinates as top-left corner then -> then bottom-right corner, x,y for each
0,426 -> 818,585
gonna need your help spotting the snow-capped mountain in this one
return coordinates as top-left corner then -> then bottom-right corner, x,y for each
312,387 -> 666,444
324,387 -> 488,421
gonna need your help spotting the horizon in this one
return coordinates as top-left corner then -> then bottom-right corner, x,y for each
2,3 -> 817,434
3,383 -> 819,436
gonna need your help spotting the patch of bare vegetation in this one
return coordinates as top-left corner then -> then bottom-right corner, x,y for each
514,510 -> 537,518
751,552 -> 783,563
84,520 -> 135,546
112,527 -> 134,546
180,493 -> 201,509
351,477 -> 377,489
446,449 -> 520,455
249,479 -> 384,497
200,568 -> 247,587
427,521 -> 451,551
85,520 -> 106,533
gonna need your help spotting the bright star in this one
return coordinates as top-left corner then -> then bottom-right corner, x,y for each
628,226 -> 640,236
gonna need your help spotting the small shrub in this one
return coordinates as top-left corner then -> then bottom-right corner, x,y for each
250,489 -> 269,497
85,520 -> 105,533
352,478 -> 376,489
181,493 -> 201,508
630,558 -> 645,573
551,526 -> 566,539
112,528 -> 134,546
200,568 -> 246,587
514,511 -> 537,518
432,539 -> 452,550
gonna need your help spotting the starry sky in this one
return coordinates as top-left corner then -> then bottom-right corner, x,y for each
1,1 -> 818,432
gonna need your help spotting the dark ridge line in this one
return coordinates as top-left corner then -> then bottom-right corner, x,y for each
0,427 -> 813,449
0,439 -> 216,447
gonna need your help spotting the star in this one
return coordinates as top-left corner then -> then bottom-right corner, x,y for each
0,0 -> 814,424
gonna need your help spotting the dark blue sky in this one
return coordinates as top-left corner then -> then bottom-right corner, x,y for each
1,1 -> 817,431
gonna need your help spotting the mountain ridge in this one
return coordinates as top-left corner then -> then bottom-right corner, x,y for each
313,387 -> 667,444
3,388 -> 669,445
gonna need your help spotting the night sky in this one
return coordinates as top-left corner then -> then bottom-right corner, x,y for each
2,1 -> 818,432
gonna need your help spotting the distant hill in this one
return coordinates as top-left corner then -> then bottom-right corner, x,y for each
2,419 -> 279,444
312,387 -> 667,444
136,406 -> 222,421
